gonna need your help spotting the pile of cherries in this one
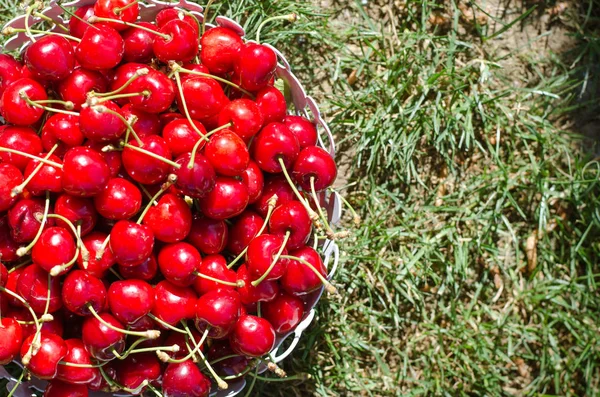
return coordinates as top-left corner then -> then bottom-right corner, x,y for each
0,1 -> 351,396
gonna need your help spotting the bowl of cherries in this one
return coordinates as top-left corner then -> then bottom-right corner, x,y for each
0,0 -> 353,395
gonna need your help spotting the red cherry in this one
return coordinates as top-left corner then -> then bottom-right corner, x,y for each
284,115 -> 318,148
108,279 -> 154,324
163,328 -> 204,359
236,264 -> 278,305
45,379 -> 89,397
171,152 -> 216,199
41,114 -> 85,157
94,0 -> 139,31
281,246 -> 327,295
0,126 -> 43,170
262,292 -> 304,334
62,147 -> 111,197
55,194 -> 98,237
293,146 -> 337,191
143,193 -> 192,243
162,118 -> 206,157
110,220 -> 154,267
192,254 -> 236,295
230,315 -> 275,357
153,19 -> 199,63
0,216 -> 20,262
109,62 -> 147,104
0,78 -> 47,126
252,122 -> 300,173
24,35 -> 75,82
177,76 -> 228,120
86,141 -> 123,177
218,98 -> 264,142
233,43 -> 277,92
199,177 -> 249,220
8,198 -> 54,244
69,6 -> 95,39
188,215 -> 228,255
241,160 -> 264,205
56,338 -> 99,384
208,340 -> 249,377
76,232 -> 115,278
152,280 -> 197,326
21,332 -> 68,379
158,242 -> 200,287
3,267 -> 24,307
200,26 -> 243,74
0,317 -> 22,365
118,254 -> 158,281
76,25 -> 124,70
246,234 -> 288,281
0,54 -> 23,96
121,104 -> 161,138
94,178 -> 142,220
162,360 -> 211,397
62,270 -> 106,316
57,68 -> 107,110
269,201 -> 312,250
32,226 -> 77,275
127,69 -> 175,114
81,312 -> 126,361
80,100 -> 126,142
17,264 -> 63,314
0,165 -> 24,213
117,352 -> 161,390
122,135 -> 172,184
227,210 -> 264,256
155,8 -> 199,34
204,129 -> 249,177
195,289 -> 241,339
256,86 -> 287,125
180,62 -> 209,82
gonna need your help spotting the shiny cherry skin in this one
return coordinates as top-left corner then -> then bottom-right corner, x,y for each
158,242 -> 200,287
200,177 -> 249,220
94,178 -> 142,220
109,62 -> 147,104
0,217 -> 19,262
153,19 -> 199,63
69,6 -> 95,38
24,35 -> 75,81
44,379 -> 89,397
57,68 -> 107,110
127,69 -> 175,114
0,54 -> 23,96
262,292 -> 305,334
94,0 -> 139,31
80,100 -> 126,142
233,43 -> 277,92
0,317 -> 22,365
0,126 -> 43,170
121,104 -> 161,138
82,312 -> 126,361
21,332 -> 68,379
54,194 -> 98,237
110,220 -> 155,267
204,129 -> 249,177
17,264 -> 63,314
227,210 -> 264,255
192,254 -> 236,295
117,352 -> 161,390
246,234 -> 288,281
240,160 -> 264,204
256,86 -> 287,125
122,135 -> 172,184
236,264 -> 279,305
0,164 -> 23,212
155,8 -> 199,36
188,215 -> 228,255
61,270 -> 106,316
152,280 -> 197,326
177,76 -> 228,120
163,328 -> 204,359
41,114 -> 85,157
0,78 -> 47,126
200,26 -> 243,74
108,279 -> 154,324
118,254 -> 158,281
3,267 -> 24,307
284,115 -> 318,148
77,232 -> 115,278
56,338 -> 99,384
32,226 -> 77,275
162,118 -> 206,157
8,197 -> 51,243
76,25 -> 124,70
171,152 -> 216,199
195,289 -> 241,339
252,122 -> 300,173
281,246 -> 327,295
218,98 -> 264,142
86,141 -> 123,177
179,62 -> 209,82
230,315 -> 276,357
143,193 -> 192,243
208,341 -> 249,377
269,201 -> 312,250
62,146 -> 111,197
293,146 -> 337,191
162,360 -> 211,397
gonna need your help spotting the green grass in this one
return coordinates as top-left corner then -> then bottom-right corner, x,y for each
3,0 -> 600,396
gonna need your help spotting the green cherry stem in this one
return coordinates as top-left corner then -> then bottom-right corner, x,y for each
33,12 -> 69,32
94,68 -> 149,97
251,231 -> 290,287
136,174 -> 178,224
279,254 -> 336,294
186,122 -> 232,169
87,304 -> 161,339
157,328 -> 208,364
19,93 -> 79,117
172,69 -> 210,141
16,192 -> 50,257
6,368 -> 26,397
182,321 -> 228,390
277,157 -> 322,229
0,148 -> 62,169
113,0 -> 138,15
147,313 -> 187,334
256,13 -> 298,43
176,66 -> 254,98
1,27 -> 81,42
11,144 -> 58,197
91,104 -> 143,146
88,15 -> 171,40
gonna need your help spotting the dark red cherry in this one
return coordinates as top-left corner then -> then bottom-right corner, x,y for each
153,19 -> 199,63
118,254 -> 158,281
236,264 -> 279,305
284,115 -> 318,148
200,26 -> 243,74
171,152 -> 216,199
269,201 -> 312,250
94,178 -> 142,220
0,216 -> 20,262
241,160 -> 264,204
76,232 -> 115,278
94,0 -> 139,31
262,292 -> 304,334
159,111 -> 185,126
162,360 -> 211,397
293,146 -> 337,191
208,340 -> 249,377
218,99 -> 264,142
81,312 -> 126,361
25,35 -> 75,82
62,147 -> 111,197
122,135 -> 172,185
55,194 -> 98,237
281,246 -> 327,295
192,254 -> 236,295
230,315 -> 275,357
188,215 -> 228,255
109,62 -> 147,104
110,220 -> 154,267
127,69 -> 175,114
158,242 -> 200,287
3,267 -> 24,307
80,100 -> 126,142
41,114 -> 85,157
69,6 -> 95,39
177,76 -> 228,120
227,210 -> 264,255
76,25 -> 124,70
256,86 -> 287,125
117,352 -> 161,391
152,280 -> 197,326
108,279 -> 154,324
180,62 -> 209,82
86,141 -> 123,178
204,129 -> 249,177
0,164 -> 23,212
45,379 -> 89,397
0,317 -> 22,365
17,264 -> 63,314
155,8 -> 199,37
21,332 -> 67,379
121,104 -> 161,138
246,234 -> 288,281
199,177 -> 248,220
62,270 -> 106,316
143,193 -> 192,243
18,309 -> 64,339
0,54 -> 23,96
7,197 -> 52,243
163,328 -> 204,359
57,338 -> 99,384
162,118 -> 206,157
0,126 -> 43,170
252,122 -> 300,173
233,43 -> 277,92
0,78 -> 47,125
57,68 -> 107,110
195,289 -> 241,339
32,226 -> 77,275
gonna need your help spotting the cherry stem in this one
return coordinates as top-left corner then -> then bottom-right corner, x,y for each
94,91 -> 149,103
122,142 -> 181,169
99,365 -> 148,394
0,147 -> 63,169
7,259 -> 32,273
19,93 -> 79,117
256,13 -> 298,43
24,2 -> 41,42
92,104 -> 143,146
220,359 -> 259,380
0,286 -> 43,347
11,144 -> 58,197
331,189 -> 361,227
113,0 -> 138,15
279,254 -> 336,294
59,360 -> 107,368
95,234 -> 111,262
147,313 -> 187,334
172,70 -> 210,142
176,66 -> 254,98
45,214 -> 85,250
88,16 -> 171,40
136,174 -> 178,224
182,321 -> 228,390
209,353 -> 242,366
158,328 -> 208,364
49,246 -> 79,276
201,0 -> 215,35
109,267 -> 124,280
58,3 -> 97,30
243,367 -> 259,397
94,68 -> 149,98
2,27 -> 81,42
87,304 -> 161,339
145,383 -> 164,397
277,157 -> 322,229
16,192 -> 50,257
310,176 -> 335,239
187,122 -> 232,169
227,194 -> 278,269
194,271 -> 244,288
33,12 -> 69,32
6,368 -> 26,397
251,231 -> 290,287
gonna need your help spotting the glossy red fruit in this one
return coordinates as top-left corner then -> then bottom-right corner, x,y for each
23,154 -> 63,196
256,86 -> 287,125
55,194 -> 98,237
41,114 -> 84,157
281,246 -> 327,295
69,6 -> 95,38
87,141 -> 123,178
21,333 -> 67,379
284,115 -> 318,148
236,264 -> 279,305
200,26 -> 243,74
0,126 -> 43,172
293,146 -> 337,191
162,360 -> 211,397
163,328 -> 204,359
76,232 -> 114,278
171,152 -> 216,199
227,210 -> 264,256
76,25 -> 124,70
269,201 -> 312,250
121,104 -> 161,138
218,99 -> 264,142
153,19 -> 199,63
117,352 -> 161,390
25,35 -> 75,81
233,43 -> 277,92
3,268 -> 24,307
262,292 -> 304,334
0,54 -> 23,96
143,193 -> 192,243
127,69 -> 175,114
62,147 -> 111,197
17,264 -> 63,314
162,118 -> 206,157
0,317 -> 22,364
44,379 -> 89,397
0,164 -> 24,212
94,178 -> 142,220
240,162 -> 263,206
80,100 -> 126,142
204,129 -> 249,177
108,279 -> 154,324
158,242 -> 200,287
110,220 -> 154,267
195,289 -> 241,339
0,78 -> 47,126
177,76 -> 228,120
8,198 -> 51,243
230,315 -> 275,357
252,122 -> 300,173
246,234 -> 288,281
152,280 -> 197,326
81,312 -> 126,361
94,0 -> 139,31
188,216 -> 228,255
57,68 -> 107,110
199,177 -> 249,220
57,338 -> 99,384
156,8 -> 199,36
61,270 -> 106,316
32,226 -> 77,275
192,255 -> 236,295
109,62 -> 147,104
118,254 -> 158,281
122,135 -> 172,185
0,217 -> 19,262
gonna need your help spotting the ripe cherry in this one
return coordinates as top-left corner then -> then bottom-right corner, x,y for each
62,270 -> 106,316
77,232 -> 115,277
171,152 -> 216,199
252,122 -> 300,173
152,280 -> 197,326
21,332 -> 68,379
0,164 -> 23,212
94,178 -> 142,220
109,62 -> 147,104
143,192 -> 192,243
227,210 -> 264,256
56,338 -> 99,384
24,35 -> 75,82
57,68 -> 107,110
218,99 -> 264,142
162,360 -> 211,397
177,76 -> 228,120
55,194 -> 98,237
269,201 -> 312,250
118,254 -> 158,281
69,6 -> 95,39
127,69 -> 175,114
153,19 -> 199,63
122,135 -> 173,185
8,197 -> 52,243
204,129 -> 250,177
0,54 -> 23,96
0,78 -> 47,126
0,317 -> 22,365
262,292 -> 304,334
62,147 -> 111,197
0,216 -> 20,262
236,264 -> 279,305
163,328 -> 204,359
41,114 -> 85,157
163,118 -> 206,157
3,267 -> 24,307
94,0 -> 139,31
293,146 -> 337,191
17,264 -> 63,314
230,315 -> 276,357
199,177 -> 249,220
233,43 -> 277,92
110,220 -> 154,267
32,226 -> 77,276
81,312 -> 126,361
117,352 -> 161,390
0,126 -> 43,171
121,104 -> 161,138
108,279 -> 154,324
80,100 -> 127,142
45,379 -> 89,397
284,115 -> 318,148
281,246 -> 328,295
158,242 -> 200,287
155,8 -> 199,35
188,215 -> 228,255
76,25 -> 124,70
256,86 -> 287,125
193,255 -> 237,295
200,26 -> 243,74
246,234 -> 288,282
195,289 -> 242,339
